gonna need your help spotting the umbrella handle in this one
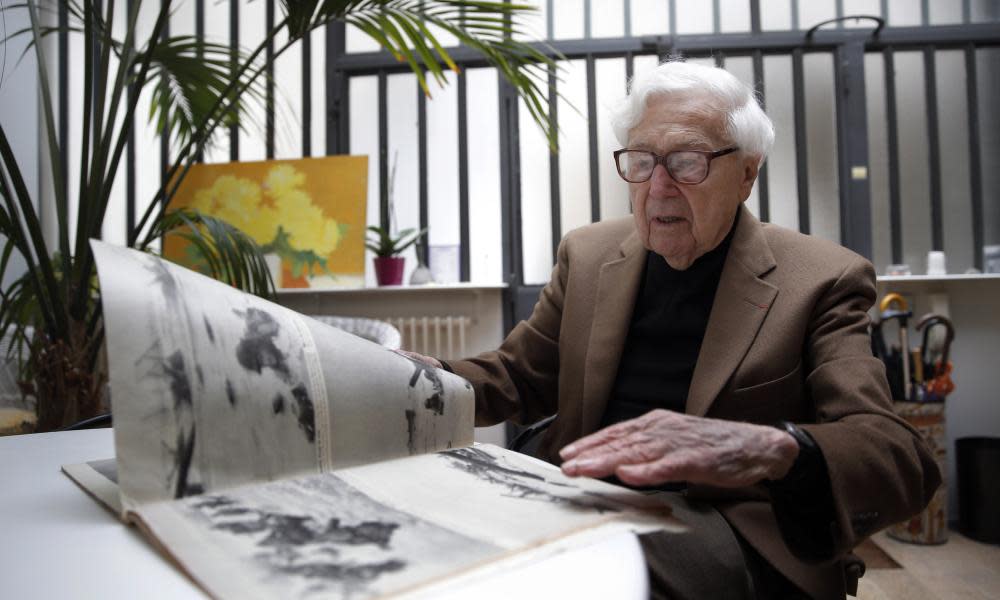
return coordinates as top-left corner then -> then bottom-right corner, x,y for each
880,292 -> 908,313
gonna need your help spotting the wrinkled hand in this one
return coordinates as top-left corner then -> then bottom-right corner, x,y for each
393,349 -> 443,370
559,409 -> 799,488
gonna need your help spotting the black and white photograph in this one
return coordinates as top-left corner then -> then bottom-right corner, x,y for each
138,470 -> 501,600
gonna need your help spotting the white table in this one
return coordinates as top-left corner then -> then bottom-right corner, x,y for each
0,429 -> 648,599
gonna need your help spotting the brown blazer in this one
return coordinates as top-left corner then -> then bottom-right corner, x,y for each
446,206 -> 940,599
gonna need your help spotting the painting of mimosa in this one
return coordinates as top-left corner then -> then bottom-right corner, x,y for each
164,156 -> 368,289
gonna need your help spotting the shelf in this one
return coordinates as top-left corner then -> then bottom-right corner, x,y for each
877,274 -> 1000,283
276,282 -> 508,296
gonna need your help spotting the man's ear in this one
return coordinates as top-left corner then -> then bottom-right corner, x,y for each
739,157 -> 761,201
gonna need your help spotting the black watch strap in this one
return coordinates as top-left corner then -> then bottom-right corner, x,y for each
768,421 -> 820,485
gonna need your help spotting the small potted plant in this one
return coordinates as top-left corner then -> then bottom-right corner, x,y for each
366,226 -> 427,286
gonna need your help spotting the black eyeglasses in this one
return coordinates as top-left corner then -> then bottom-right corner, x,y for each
613,147 -> 739,184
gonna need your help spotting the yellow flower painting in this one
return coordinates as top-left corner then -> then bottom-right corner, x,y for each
164,156 -> 368,288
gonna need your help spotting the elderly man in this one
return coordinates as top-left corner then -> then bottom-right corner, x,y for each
407,61 -> 939,599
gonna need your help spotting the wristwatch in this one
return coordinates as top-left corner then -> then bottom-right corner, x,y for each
768,420 -> 821,485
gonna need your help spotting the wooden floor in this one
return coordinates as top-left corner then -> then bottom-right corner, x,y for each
856,530 -> 1000,599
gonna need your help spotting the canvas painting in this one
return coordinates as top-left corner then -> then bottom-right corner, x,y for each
164,156 -> 368,289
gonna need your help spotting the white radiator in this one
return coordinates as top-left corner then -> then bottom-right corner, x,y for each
386,316 -> 473,360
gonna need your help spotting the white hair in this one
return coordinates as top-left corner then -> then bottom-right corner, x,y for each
610,60 -> 775,163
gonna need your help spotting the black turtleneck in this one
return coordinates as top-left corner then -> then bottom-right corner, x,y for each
600,212 -> 738,428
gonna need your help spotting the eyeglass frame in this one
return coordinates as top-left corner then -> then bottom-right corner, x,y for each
613,146 -> 740,185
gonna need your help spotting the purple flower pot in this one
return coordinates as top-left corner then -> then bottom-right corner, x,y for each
373,256 -> 405,286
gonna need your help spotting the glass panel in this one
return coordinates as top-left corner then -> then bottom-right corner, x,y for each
936,50 -> 974,273
239,0 -> 267,161
865,52 -> 892,274
346,23 -> 381,53
803,52 -> 840,244
843,0 -> 882,27
426,71 -> 461,282
676,0 -> 714,33
203,0 -> 231,162
553,0 -> 585,39
763,54 -> 799,231
631,0 -> 670,36
979,48 -> 1000,250
930,0 -> 963,24
761,0 -> 793,31
591,0 -> 625,38
887,0 -> 923,26
387,73 -> 420,282
519,90 -> 555,285
722,56 -> 760,217
273,25 -> 303,159
348,76 -> 379,286
310,28 -> 326,155
557,59 -> 593,236
466,69 -> 501,284
596,58 -> 630,222
719,0 -> 751,33
894,51 -> 932,272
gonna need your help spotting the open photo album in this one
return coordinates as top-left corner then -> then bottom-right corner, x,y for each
62,240 -> 681,599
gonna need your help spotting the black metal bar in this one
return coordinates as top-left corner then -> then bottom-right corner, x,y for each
750,0 -> 761,34
546,0 -> 553,39
923,46 -> 943,250
833,41 -> 873,259
265,0 -> 275,159
378,70 -> 389,231
921,0 -> 929,26
586,55 -> 600,223
883,48 -> 902,264
332,25 -> 1000,72
669,0 -> 676,36
836,0 -> 844,25
881,0 -> 889,21
713,0 -> 720,34
58,0 -> 68,204
792,48 -> 810,235
457,70 -> 470,281
499,74 -> 523,325
752,49 -> 769,222
624,0 -> 631,38
965,45 -> 983,270
548,65 -> 561,261
302,30 -> 312,157
229,0 -> 239,160
195,0 -> 205,162
626,52 -> 634,82
160,0 -> 170,186
326,22 -> 347,155
584,0 -> 591,39
195,0 -> 204,41
417,76 -> 428,266
792,0 -> 800,30
126,0 -> 136,240
963,0 -> 971,24
714,51 -> 725,68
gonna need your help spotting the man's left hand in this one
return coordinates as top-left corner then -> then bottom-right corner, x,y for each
559,409 -> 799,488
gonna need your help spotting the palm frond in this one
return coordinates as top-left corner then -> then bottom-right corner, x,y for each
154,209 -> 277,300
336,0 -> 561,148
145,36 -> 269,149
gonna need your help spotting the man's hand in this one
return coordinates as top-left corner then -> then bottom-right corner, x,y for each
393,349 -> 443,370
559,409 -> 799,488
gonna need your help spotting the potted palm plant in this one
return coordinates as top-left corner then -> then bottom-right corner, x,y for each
0,0 -> 558,432
366,226 -> 426,286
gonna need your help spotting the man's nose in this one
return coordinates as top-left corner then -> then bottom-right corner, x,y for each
649,163 -> 679,195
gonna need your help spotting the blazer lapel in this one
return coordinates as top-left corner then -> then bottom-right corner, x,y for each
579,232 -> 647,436
686,207 -> 778,417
